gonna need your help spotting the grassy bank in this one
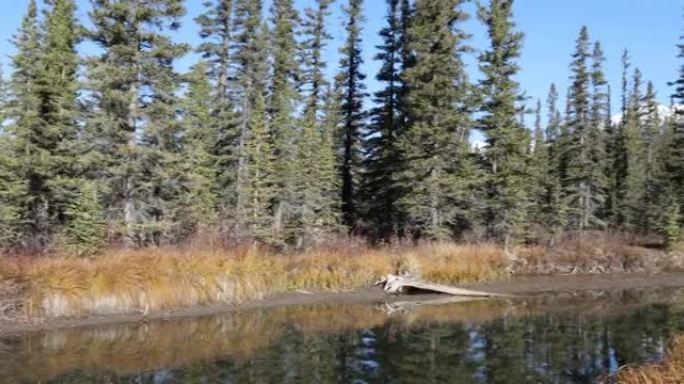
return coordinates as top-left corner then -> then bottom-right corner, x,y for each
0,233 -> 682,321
1,243 -> 507,320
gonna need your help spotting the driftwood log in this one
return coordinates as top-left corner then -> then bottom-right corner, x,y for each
374,274 -> 510,298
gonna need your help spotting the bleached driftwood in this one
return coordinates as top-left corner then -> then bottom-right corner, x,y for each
374,274 -> 510,298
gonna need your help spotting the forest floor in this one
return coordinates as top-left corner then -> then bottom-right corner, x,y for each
2,271 -> 684,334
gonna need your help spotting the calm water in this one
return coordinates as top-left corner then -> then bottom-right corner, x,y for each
2,289 -> 684,384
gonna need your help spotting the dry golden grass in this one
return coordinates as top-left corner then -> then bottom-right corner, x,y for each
0,234 -> 673,321
0,243 -> 510,319
407,243 -> 507,283
606,335 -> 684,383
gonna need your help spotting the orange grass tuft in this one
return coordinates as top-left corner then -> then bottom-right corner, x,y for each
405,243 -> 507,283
605,335 -> 684,383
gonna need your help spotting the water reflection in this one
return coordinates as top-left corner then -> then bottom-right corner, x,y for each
2,288 -> 684,383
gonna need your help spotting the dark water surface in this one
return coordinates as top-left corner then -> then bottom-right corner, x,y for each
2,288 -> 684,383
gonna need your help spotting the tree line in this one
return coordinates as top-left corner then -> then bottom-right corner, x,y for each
0,0 -> 682,254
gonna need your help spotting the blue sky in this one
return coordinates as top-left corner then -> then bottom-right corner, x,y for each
0,0 -> 682,121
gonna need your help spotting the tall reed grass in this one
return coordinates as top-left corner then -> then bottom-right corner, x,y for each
0,233 -> 677,321
0,242 -> 511,319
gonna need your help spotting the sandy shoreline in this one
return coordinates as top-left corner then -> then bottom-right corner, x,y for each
1,272 -> 683,335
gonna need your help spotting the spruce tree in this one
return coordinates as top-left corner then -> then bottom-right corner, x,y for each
34,0 -> 94,252
337,0 -> 368,230
543,83 -> 566,234
399,0 -> 476,240
6,0 -> 52,248
195,0 -> 240,219
529,99 -> 548,233
663,200 -> 682,246
641,81 -> 666,234
179,62 -> 220,237
622,68 -> 648,230
269,0 -> 300,239
1,0 -> 42,249
291,0 -> 340,244
477,0 -> 530,245
362,0 -> 408,240
0,70 -> 23,248
196,0 -> 234,106
62,182 -> 107,257
563,27 -> 606,230
610,50 -> 632,227
0,144 -> 23,249
232,0 -> 273,240
546,84 -> 562,149
586,41 -> 609,227
293,91 -> 341,246
667,11 -> 684,229
301,0 -> 333,117
238,92 -> 276,241
318,86 -> 344,235
86,0 -> 189,246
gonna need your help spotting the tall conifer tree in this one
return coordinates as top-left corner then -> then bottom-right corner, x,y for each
622,68 -> 647,230
0,67 -> 23,248
587,41 -> 609,226
5,0 -> 44,247
399,0 -> 476,240
301,0 -> 333,117
39,0 -> 82,225
337,0 -> 368,230
609,50 -> 632,227
477,0 -> 530,245
269,0 -> 300,239
291,0 -> 340,245
180,62 -> 220,236
86,0 -> 189,246
362,0 -> 409,240
529,99 -> 549,233
667,9 -> 684,230
195,0 -> 240,218
563,27 -> 606,230
6,0 -> 81,248
544,84 -> 566,233
641,82 -> 666,234
232,0 -> 274,239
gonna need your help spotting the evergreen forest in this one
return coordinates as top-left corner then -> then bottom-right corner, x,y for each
1,0 -> 683,255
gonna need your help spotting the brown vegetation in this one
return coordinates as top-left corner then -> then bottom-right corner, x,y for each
514,232 -> 682,274
0,234 -> 681,321
605,335 -> 684,383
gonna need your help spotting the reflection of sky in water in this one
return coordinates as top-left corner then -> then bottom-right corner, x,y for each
3,288 -> 684,383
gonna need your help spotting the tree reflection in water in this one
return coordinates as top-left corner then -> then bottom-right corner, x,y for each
2,288 -> 684,384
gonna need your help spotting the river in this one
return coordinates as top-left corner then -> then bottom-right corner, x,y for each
2,288 -> 684,383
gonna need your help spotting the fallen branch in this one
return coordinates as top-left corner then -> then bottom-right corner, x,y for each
374,274 -> 511,298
